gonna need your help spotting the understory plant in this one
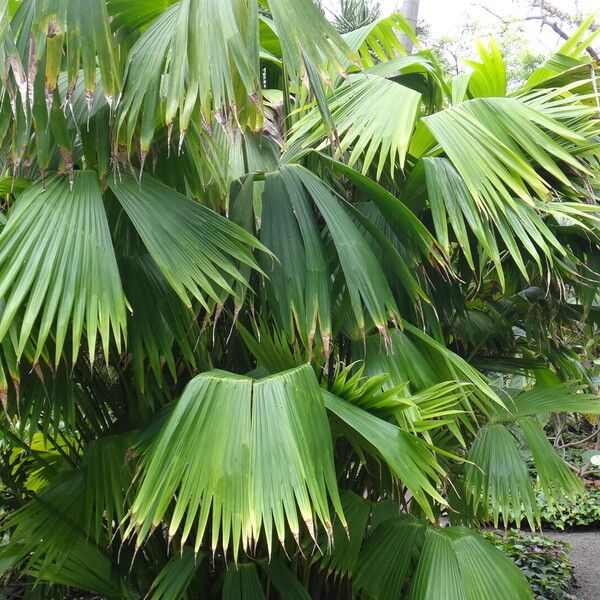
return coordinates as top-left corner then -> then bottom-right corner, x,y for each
484,530 -> 576,600
0,0 -> 599,598
538,489 -> 600,530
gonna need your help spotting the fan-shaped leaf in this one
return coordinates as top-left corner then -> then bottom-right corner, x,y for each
292,166 -> 400,336
288,75 -> 421,178
520,417 -> 583,505
422,97 -> 588,215
318,490 -> 371,578
128,365 -> 345,558
410,527 -> 531,600
354,515 -> 425,598
0,172 -> 128,364
110,174 -> 266,311
465,423 -> 536,528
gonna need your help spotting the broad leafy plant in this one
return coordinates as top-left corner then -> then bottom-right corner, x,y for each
484,530 -> 576,600
0,0 -> 599,598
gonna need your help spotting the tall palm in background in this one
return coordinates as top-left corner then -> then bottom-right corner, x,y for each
0,0 -> 599,598
400,0 -> 420,53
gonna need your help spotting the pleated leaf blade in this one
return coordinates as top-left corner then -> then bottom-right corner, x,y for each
110,174 -> 266,311
0,172 -> 127,364
128,365 -> 345,559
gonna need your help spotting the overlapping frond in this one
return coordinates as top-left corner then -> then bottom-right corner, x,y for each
422,96 -> 588,208
259,165 -> 402,344
0,3 -> 598,599
0,172 -> 127,363
410,527 -> 531,599
288,74 -> 421,178
466,423 -> 537,528
423,156 -> 565,281
110,174 -> 266,311
127,365 -> 345,559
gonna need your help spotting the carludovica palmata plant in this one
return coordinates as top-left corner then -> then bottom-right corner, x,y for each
0,0 -> 599,598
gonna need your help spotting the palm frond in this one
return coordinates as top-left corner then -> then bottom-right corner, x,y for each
0,172 -> 127,363
259,557 -> 313,599
110,174 -> 266,311
424,156 -> 566,281
121,255 -> 200,391
465,423 -> 537,528
342,12 -> 417,68
0,473 -> 127,598
317,490 -> 371,579
127,365 -> 345,558
260,165 -> 402,341
147,548 -> 203,600
324,391 -> 447,520
288,75 -> 421,178
464,39 -> 507,98
222,563 -> 265,600
410,527 -> 531,599
422,97 -> 588,215
519,417 -> 583,505
266,0 -> 356,80
509,382 -> 600,417
354,515 -> 424,598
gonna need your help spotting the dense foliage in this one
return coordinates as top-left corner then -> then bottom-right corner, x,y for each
0,0 -> 599,598
484,530 -> 576,600
537,489 -> 600,530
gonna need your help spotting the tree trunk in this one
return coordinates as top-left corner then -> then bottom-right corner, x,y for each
400,0 -> 420,54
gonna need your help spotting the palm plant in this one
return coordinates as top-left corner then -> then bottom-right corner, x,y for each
0,1 -> 599,598
332,0 -> 382,34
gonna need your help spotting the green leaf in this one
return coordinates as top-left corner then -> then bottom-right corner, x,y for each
319,155 -> 442,264
354,515 -> 425,598
110,174 -> 266,311
519,417 -> 583,505
121,255 -> 199,392
324,391 -> 447,520
223,563 -> 265,600
318,490 -> 371,578
509,383 -> 600,417
24,0 -> 121,106
358,326 -> 502,415
118,0 -> 263,144
422,97 -> 587,217
259,557 -> 312,600
465,39 -> 507,98
128,365 -> 345,558
342,12 -> 417,68
410,527 -> 532,600
149,548 -> 203,600
259,168 -> 331,349
83,434 -> 133,542
288,74 -> 421,179
0,473 -> 127,598
0,172 -> 128,364
465,423 -> 537,528
265,0 -> 356,80
292,165 -> 400,336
